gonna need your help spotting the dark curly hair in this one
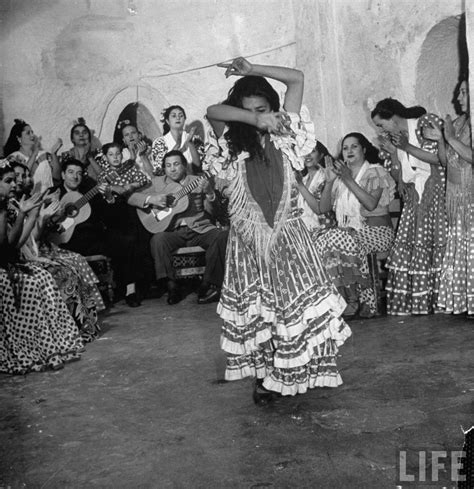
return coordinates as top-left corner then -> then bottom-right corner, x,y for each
223,76 -> 280,160
161,105 -> 186,135
3,119 -> 29,157
371,98 -> 426,121
339,132 -> 382,165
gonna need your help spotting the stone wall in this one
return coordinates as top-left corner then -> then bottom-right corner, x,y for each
0,0 -> 468,156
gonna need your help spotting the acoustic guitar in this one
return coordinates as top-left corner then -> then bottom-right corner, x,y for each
137,173 -> 210,234
49,161 -> 135,244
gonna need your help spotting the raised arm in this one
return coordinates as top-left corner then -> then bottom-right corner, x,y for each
207,57 -> 304,137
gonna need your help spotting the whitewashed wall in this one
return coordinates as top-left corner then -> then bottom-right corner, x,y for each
0,0 -> 468,157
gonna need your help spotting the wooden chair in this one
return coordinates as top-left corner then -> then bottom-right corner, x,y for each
86,254 -> 115,304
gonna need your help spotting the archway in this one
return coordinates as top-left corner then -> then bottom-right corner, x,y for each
98,84 -> 166,144
415,15 -> 468,117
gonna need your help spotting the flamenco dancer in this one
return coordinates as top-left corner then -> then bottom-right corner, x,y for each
205,57 -> 351,403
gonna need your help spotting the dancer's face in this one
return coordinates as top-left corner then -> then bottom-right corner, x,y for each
342,137 -> 365,165
241,96 -> 271,114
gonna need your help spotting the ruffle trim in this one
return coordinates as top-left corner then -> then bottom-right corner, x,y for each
362,165 -> 396,209
217,289 -> 346,331
263,372 -> 343,396
203,106 -> 316,177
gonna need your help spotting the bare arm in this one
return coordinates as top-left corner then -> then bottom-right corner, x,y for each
392,133 -> 440,165
335,161 -> 382,211
207,57 -> 304,137
444,116 -> 473,163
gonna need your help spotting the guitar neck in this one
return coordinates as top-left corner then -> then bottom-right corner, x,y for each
175,175 -> 207,200
75,186 -> 100,209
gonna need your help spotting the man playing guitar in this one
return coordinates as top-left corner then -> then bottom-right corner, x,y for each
128,150 -> 228,305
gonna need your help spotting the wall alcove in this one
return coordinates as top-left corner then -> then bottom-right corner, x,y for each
112,102 -> 161,145
99,85 -> 166,145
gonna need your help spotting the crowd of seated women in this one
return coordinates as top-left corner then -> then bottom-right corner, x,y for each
0,75 -> 471,375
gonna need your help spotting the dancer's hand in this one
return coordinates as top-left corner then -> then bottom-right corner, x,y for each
256,112 -> 291,136
217,57 -> 253,78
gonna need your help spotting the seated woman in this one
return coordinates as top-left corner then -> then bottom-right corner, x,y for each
60,118 -> 103,182
295,141 -> 368,316
318,132 -> 396,317
151,105 -> 201,174
8,170 -> 104,342
115,120 -> 156,178
0,159 -> 84,374
4,119 -> 62,191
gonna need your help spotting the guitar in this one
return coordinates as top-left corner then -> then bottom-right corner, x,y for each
137,173 -> 210,234
48,161 -> 135,244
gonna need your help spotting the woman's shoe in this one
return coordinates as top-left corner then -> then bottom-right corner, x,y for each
253,379 -> 275,405
125,293 -> 141,307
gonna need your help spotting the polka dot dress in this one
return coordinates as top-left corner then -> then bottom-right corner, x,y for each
0,264 -> 84,374
438,115 -> 473,315
386,166 -> 447,315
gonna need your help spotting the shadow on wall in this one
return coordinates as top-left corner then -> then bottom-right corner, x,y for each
416,14 -> 468,117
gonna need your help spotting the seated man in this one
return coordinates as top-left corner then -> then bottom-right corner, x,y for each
128,150 -> 228,305
53,158 -> 152,307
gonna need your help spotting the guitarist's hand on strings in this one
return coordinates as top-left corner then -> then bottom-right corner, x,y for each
145,194 -> 173,209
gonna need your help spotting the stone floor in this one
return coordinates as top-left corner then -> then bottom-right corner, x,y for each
0,293 -> 473,489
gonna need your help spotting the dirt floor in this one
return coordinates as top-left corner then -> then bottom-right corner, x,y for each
1,292 -> 473,489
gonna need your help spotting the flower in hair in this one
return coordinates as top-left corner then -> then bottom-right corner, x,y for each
0,158 -> 12,169
117,119 -> 131,130
72,117 -> 86,126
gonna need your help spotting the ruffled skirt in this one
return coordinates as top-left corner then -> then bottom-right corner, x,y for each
0,264 -> 84,374
219,218 -> 351,396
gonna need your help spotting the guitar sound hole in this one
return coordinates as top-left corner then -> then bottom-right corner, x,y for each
65,204 -> 79,218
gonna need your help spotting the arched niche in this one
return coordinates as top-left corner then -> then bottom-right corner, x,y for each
112,102 -> 161,146
415,15 -> 468,117
98,84 -> 166,144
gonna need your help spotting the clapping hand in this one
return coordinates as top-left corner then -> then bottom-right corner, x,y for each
391,132 -> 409,150
217,57 -> 253,78
378,133 -> 397,154
324,156 -> 338,182
40,199 -> 62,219
51,138 -> 63,155
18,189 -> 46,214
